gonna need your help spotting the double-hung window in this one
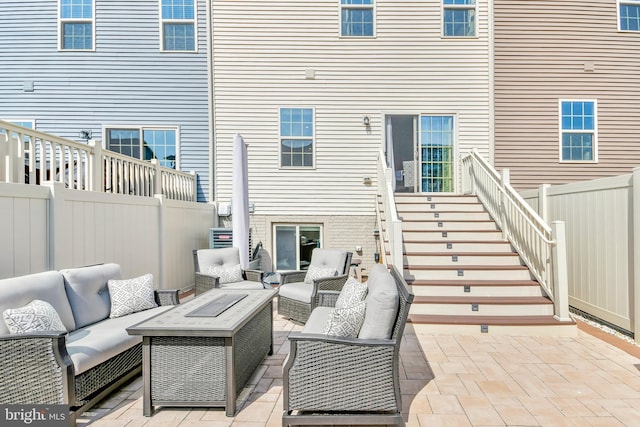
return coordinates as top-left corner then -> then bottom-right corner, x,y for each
559,100 -> 597,162
59,0 -> 94,50
106,127 -> 178,169
340,0 -> 374,37
619,0 -> 640,31
280,108 -> 314,168
161,0 -> 196,51
443,0 -> 477,37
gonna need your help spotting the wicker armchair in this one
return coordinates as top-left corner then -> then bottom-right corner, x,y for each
282,265 -> 414,427
277,248 -> 352,323
193,247 -> 266,296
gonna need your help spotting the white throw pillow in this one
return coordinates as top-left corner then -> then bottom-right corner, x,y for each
304,265 -> 338,284
323,301 -> 366,338
3,300 -> 67,335
108,274 -> 158,318
207,264 -> 244,284
335,277 -> 368,309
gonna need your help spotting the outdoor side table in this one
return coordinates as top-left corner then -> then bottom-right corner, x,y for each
127,288 -> 277,417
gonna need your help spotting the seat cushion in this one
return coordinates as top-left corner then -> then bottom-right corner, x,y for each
0,271 -> 76,334
61,263 -> 122,329
358,264 -> 399,340
301,307 -> 333,334
220,280 -> 265,290
278,281 -> 314,304
66,305 -> 172,374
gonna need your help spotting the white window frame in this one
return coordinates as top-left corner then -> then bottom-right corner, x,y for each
339,0 -> 376,38
558,99 -> 598,164
159,0 -> 198,52
618,0 -> 640,32
441,0 -> 478,38
278,107 -> 316,169
272,224 -> 324,272
103,125 -> 180,169
58,0 -> 95,51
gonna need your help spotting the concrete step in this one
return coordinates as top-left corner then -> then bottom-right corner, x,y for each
409,279 -> 546,297
403,252 -> 523,266
395,211 -> 493,221
405,265 -> 534,281
401,241 -> 514,253
402,230 -> 504,241
408,315 -> 577,336
411,296 -> 554,316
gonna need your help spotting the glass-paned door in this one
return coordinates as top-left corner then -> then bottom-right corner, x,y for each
385,115 -> 418,192
274,224 -> 322,271
420,115 -> 454,192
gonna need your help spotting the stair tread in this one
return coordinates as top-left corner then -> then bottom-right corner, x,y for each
408,279 -> 540,286
402,239 -> 509,243
401,252 -> 519,256
405,264 -> 528,270
408,314 -> 575,326
413,295 -> 552,305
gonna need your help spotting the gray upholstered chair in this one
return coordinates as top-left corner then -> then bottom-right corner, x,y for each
193,247 -> 266,296
282,265 -> 414,427
277,248 -> 352,323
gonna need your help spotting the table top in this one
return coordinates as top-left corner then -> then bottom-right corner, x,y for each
127,289 -> 277,337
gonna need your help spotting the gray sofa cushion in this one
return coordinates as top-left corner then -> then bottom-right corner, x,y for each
0,271 -> 76,334
278,282 -> 314,304
67,305 -> 172,374
61,263 -> 122,329
358,264 -> 399,340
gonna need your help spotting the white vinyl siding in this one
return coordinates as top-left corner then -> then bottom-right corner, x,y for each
212,1 -> 491,215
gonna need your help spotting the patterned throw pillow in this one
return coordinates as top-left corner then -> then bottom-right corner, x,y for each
335,277 -> 368,309
304,265 -> 338,284
207,264 -> 244,284
108,274 -> 158,318
322,300 -> 366,338
3,300 -> 67,335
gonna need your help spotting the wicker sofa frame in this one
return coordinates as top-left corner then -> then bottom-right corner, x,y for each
282,265 -> 414,427
0,280 -> 178,424
277,250 -> 353,324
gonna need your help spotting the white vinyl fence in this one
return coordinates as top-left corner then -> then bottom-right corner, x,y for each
0,181 -> 215,290
520,169 -> 640,342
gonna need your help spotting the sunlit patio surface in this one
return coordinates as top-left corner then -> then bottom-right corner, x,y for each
77,306 -> 640,427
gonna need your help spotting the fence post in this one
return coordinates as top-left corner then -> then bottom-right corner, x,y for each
500,168 -> 510,240
551,221 -> 571,321
151,159 -> 162,196
538,183 -> 550,223
190,170 -> 197,202
632,167 -> 640,343
88,140 -> 103,192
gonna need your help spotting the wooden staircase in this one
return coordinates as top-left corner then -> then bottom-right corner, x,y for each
381,193 -> 576,336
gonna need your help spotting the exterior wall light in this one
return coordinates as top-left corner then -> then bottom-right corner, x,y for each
363,116 -> 370,126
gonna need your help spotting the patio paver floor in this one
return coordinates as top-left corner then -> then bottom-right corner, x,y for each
77,311 -> 640,427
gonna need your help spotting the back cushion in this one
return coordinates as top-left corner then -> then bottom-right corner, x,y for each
0,271 -> 76,334
358,264 -> 399,340
310,249 -> 348,274
197,247 -> 240,271
61,263 -> 121,328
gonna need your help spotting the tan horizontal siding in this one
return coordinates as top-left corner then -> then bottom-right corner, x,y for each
494,0 -> 640,190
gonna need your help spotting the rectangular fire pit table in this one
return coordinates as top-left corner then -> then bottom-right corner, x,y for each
127,288 -> 277,416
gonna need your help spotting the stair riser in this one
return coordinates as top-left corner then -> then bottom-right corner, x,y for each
404,254 -> 523,266
397,203 -> 486,212
403,231 -> 504,241
410,303 -> 554,316
406,269 -> 534,281
409,323 -> 578,337
411,285 -> 545,297
398,212 -> 492,221
402,242 -> 514,252
400,222 -> 499,231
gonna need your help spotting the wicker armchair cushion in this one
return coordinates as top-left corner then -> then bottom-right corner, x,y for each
0,271 -> 76,334
335,277 -> 368,308
62,263 -> 122,329
358,265 -> 399,340
323,300 -> 366,338
107,274 -> 158,318
67,305 -> 172,374
207,264 -> 244,284
278,282 -> 314,303
197,247 -> 241,270
3,299 -> 67,334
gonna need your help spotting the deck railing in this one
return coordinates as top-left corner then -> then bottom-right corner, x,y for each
0,120 -> 197,201
461,149 -> 570,321
377,150 -> 403,273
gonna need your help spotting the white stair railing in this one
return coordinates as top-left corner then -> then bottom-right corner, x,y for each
0,120 -> 197,201
461,149 -> 570,321
376,150 -> 403,272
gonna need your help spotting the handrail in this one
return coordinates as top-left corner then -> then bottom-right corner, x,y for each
377,150 -> 403,272
461,148 -> 570,320
0,120 -> 197,201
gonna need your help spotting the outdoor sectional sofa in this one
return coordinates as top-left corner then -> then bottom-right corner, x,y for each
0,263 -> 179,423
